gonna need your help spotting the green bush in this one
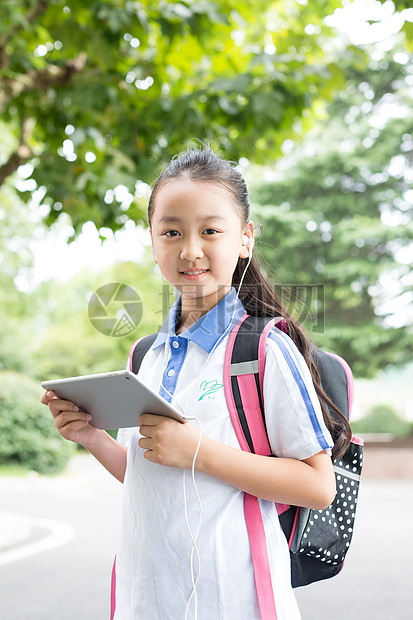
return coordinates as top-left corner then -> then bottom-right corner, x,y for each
352,403 -> 413,437
0,371 -> 74,474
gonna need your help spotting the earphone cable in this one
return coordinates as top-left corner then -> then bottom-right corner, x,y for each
183,416 -> 203,620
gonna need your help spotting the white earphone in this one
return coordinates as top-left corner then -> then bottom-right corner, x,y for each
152,244 -> 158,263
242,233 -> 253,257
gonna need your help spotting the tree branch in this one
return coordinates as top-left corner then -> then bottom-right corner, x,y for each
0,50 -> 87,186
0,118 -> 35,188
0,53 -> 87,115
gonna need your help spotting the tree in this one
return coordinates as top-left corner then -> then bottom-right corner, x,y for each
0,145 -> 44,374
0,0 -> 396,235
0,370 -> 74,474
250,42 -> 413,377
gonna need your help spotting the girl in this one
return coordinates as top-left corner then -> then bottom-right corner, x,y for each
42,146 -> 351,620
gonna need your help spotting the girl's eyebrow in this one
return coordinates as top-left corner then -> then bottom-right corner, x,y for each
157,215 -> 227,224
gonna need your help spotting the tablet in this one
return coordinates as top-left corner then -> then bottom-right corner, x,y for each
41,369 -> 186,430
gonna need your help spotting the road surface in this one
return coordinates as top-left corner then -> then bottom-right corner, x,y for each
0,453 -> 412,619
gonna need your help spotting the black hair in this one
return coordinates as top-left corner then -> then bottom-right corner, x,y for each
148,145 -> 351,459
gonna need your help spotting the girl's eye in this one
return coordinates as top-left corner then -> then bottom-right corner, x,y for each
203,228 -> 219,235
164,230 -> 180,237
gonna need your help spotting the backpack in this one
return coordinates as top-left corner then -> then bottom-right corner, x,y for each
129,314 -> 363,611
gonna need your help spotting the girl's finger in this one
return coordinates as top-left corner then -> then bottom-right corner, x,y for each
55,411 -> 92,431
138,437 -> 152,450
48,398 -> 80,418
40,390 -> 55,405
138,424 -> 153,438
58,410 -> 91,424
58,419 -> 91,436
137,413 -> 158,427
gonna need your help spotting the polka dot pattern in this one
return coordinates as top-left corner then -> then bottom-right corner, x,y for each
290,438 -> 363,582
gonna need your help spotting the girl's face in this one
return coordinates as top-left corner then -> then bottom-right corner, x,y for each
150,178 -> 251,314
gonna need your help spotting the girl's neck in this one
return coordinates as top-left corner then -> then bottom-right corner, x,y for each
175,287 -> 230,333
175,311 -> 204,334
175,303 -> 209,334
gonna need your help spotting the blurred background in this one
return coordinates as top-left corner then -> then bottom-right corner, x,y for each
0,0 -> 412,618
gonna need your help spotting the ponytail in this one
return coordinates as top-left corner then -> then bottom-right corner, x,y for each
233,254 -> 352,461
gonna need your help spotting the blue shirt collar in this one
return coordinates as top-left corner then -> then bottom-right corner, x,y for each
152,287 -> 246,353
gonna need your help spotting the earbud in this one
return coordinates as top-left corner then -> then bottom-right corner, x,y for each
242,234 -> 253,258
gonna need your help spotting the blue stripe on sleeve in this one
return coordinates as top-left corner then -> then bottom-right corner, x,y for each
272,328 -> 307,376
268,331 -> 331,451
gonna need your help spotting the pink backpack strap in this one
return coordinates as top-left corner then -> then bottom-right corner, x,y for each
243,494 -> 278,620
110,556 -> 116,619
224,314 -> 252,451
224,314 -> 283,620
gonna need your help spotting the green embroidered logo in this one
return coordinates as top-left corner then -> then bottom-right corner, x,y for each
198,380 -> 223,401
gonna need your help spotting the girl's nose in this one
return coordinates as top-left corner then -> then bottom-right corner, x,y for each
180,237 -> 204,262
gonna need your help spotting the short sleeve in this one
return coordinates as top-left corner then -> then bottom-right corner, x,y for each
263,329 -> 333,460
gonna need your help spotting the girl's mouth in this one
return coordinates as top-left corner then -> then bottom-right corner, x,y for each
180,269 -> 208,280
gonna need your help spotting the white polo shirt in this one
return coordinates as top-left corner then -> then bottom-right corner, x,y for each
115,288 -> 333,620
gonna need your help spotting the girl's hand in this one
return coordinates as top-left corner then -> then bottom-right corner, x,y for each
41,390 -> 101,449
138,414 -> 200,469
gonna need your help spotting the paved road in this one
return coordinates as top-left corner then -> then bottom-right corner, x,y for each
0,454 -> 412,620
0,456 -> 122,620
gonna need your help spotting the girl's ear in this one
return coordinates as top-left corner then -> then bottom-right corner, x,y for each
239,221 -> 254,259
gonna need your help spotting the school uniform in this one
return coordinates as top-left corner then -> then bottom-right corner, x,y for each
114,288 -> 333,620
